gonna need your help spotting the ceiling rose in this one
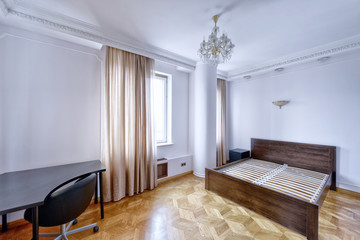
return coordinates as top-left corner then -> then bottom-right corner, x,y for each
198,15 -> 235,65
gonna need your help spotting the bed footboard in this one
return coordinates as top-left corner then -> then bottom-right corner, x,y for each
205,168 -> 329,240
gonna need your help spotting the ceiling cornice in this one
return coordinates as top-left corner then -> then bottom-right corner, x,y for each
216,69 -> 228,80
1,0 -> 360,80
0,0 -> 9,15
227,38 -> 360,80
0,0 -> 197,71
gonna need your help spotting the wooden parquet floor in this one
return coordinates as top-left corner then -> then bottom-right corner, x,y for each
1,173 -> 359,240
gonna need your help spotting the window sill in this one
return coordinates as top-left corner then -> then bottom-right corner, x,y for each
156,142 -> 174,147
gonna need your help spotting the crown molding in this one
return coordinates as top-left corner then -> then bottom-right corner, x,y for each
2,0 -> 360,80
0,0 -> 196,71
0,0 -> 9,15
216,69 -> 228,80
13,0 -> 102,33
227,36 -> 360,81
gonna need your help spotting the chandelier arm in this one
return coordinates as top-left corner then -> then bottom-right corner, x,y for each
198,15 -> 234,64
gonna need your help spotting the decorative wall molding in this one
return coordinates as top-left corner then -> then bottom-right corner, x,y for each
0,31 -> 103,62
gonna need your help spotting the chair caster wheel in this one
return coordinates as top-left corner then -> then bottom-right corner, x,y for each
93,226 -> 99,232
73,219 -> 78,225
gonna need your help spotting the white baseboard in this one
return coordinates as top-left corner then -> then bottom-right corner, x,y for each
157,155 -> 193,179
337,182 -> 360,193
193,171 -> 205,178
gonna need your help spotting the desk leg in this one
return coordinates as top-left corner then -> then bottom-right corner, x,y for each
32,206 -> 39,240
94,173 -> 98,204
99,172 -> 104,219
2,214 -> 7,232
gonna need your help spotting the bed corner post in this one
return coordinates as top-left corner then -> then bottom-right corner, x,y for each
306,205 -> 319,240
330,147 -> 336,191
330,172 -> 336,191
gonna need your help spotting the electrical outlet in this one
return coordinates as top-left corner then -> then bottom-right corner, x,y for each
181,162 -> 186,167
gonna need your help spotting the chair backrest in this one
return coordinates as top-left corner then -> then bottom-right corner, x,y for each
36,174 -> 96,227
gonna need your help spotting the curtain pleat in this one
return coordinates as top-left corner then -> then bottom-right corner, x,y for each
216,78 -> 227,167
102,46 -> 157,202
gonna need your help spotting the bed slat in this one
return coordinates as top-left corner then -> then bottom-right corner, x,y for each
219,159 -> 328,203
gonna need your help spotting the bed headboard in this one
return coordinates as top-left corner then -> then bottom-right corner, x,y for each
251,138 -> 336,174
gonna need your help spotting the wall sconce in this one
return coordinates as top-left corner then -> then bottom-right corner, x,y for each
272,100 -> 290,109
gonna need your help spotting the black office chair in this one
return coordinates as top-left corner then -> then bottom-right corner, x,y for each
24,174 -> 99,240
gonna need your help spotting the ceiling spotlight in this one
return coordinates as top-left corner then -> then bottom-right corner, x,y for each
318,56 -> 331,62
243,75 -> 251,79
274,67 -> 285,72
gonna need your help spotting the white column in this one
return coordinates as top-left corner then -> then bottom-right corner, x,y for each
191,62 -> 217,177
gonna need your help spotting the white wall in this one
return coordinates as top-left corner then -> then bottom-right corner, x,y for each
0,25 -> 102,223
0,26 -> 102,173
228,53 -> 360,192
154,61 -> 192,178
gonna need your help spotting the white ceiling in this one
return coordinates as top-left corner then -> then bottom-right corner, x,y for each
2,0 -> 360,73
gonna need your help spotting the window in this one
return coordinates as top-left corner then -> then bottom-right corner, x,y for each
151,72 -> 172,145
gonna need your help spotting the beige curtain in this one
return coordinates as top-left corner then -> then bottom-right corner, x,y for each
216,78 -> 227,167
102,46 -> 157,202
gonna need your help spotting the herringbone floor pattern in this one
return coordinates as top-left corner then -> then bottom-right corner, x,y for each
1,173 -> 359,239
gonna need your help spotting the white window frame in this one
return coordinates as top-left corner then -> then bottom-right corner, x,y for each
153,71 -> 172,146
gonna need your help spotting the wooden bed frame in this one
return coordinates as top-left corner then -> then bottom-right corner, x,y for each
205,138 -> 336,240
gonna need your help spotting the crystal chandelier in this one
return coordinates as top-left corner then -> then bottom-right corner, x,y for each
198,15 -> 235,65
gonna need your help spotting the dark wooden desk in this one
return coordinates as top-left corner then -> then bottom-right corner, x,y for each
0,160 -> 106,240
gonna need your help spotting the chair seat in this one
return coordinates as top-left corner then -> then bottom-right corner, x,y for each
24,174 -> 99,238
